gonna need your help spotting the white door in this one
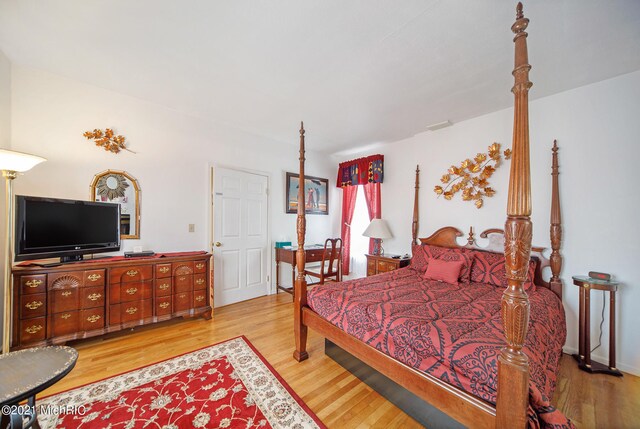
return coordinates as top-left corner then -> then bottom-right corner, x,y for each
213,167 -> 269,307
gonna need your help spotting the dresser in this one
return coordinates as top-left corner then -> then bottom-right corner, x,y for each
366,254 -> 410,277
12,253 -> 212,350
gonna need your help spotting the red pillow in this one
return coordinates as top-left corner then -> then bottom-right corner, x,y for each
469,250 -> 536,291
423,258 -> 464,285
410,244 -> 473,283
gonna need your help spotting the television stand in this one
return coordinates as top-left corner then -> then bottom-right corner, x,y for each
11,252 -> 212,350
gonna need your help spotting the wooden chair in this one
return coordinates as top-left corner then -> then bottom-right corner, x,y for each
305,238 -> 342,285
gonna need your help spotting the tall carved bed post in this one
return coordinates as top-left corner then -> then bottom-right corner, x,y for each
412,165 -> 420,246
497,3 -> 532,428
293,122 -> 309,362
550,140 -> 563,298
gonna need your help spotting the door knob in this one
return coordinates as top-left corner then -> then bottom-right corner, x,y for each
214,242 -> 222,247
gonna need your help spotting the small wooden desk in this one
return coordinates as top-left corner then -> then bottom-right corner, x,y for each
572,275 -> 622,377
275,246 -> 325,294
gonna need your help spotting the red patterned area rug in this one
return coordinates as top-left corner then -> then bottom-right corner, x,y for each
38,336 -> 325,428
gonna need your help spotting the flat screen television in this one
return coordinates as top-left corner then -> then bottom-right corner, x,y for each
15,195 -> 121,263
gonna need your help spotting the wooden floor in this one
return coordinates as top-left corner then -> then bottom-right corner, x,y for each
41,293 -> 639,429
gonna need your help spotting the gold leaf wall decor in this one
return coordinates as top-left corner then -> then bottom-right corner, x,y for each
434,142 -> 511,209
83,128 -> 135,154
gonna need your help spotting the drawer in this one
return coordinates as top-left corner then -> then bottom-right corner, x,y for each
109,266 -> 153,284
49,311 -> 79,337
20,317 -> 46,344
110,300 -> 153,325
81,286 -> 105,309
174,275 -> 193,293
119,282 -> 153,303
156,296 -> 172,316
193,290 -> 207,307
156,278 -> 173,297
80,308 -> 105,331
194,260 -> 207,273
193,274 -> 207,290
377,260 -> 390,272
173,262 -> 194,276
367,260 -> 376,270
306,250 -> 324,261
367,267 -> 376,277
155,263 -> 172,279
20,275 -> 46,295
174,292 -> 192,312
20,293 -> 47,319
49,271 -> 84,289
49,287 -> 80,314
84,270 -> 105,286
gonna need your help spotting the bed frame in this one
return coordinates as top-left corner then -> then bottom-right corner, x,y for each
292,4 -> 564,428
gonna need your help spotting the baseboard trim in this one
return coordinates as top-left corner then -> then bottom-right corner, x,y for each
562,347 -> 639,376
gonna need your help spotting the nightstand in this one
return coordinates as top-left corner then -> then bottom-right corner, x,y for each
366,254 -> 410,277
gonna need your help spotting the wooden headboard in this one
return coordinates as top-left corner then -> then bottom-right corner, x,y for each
419,226 -> 556,296
413,141 -> 563,299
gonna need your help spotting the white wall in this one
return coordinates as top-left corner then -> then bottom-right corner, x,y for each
8,64 -> 340,295
0,49 -> 10,350
336,70 -> 640,375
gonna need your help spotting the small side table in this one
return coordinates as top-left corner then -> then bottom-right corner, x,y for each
366,254 -> 410,277
572,275 -> 622,377
0,346 -> 78,428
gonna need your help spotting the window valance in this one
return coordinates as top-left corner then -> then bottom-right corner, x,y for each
336,154 -> 384,187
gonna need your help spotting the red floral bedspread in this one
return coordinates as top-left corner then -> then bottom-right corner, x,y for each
307,267 -> 572,428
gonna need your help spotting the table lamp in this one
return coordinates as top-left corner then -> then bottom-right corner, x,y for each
363,218 -> 392,255
0,149 -> 46,354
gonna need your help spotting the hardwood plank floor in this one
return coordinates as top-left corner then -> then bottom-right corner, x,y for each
39,293 -> 638,428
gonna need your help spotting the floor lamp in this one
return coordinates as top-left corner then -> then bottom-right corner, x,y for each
0,149 -> 46,354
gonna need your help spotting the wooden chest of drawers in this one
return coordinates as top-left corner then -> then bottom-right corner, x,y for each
365,254 -> 410,277
12,253 -> 212,350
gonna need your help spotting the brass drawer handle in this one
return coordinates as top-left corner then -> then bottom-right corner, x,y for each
196,263 -> 205,269
178,276 -> 186,281
26,279 -> 43,288
25,301 -> 43,310
126,270 -> 139,277
195,296 -> 205,302
178,294 -> 186,299
61,313 -> 71,320
61,291 -> 73,297
88,293 -> 102,301
126,287 -> 138,295
159,267 -> 170,274
86,315 -> 101,323
159,283 -> 170,290
87,273 -> 102,282
195,279 -> 205,285
125,307 -> 137,315
159,302 -> 170,309
25,325 -> 43,334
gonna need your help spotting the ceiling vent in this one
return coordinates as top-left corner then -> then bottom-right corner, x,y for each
426,120 -> 453,131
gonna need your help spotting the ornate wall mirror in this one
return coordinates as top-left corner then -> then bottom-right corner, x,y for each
90,170 -> 141,239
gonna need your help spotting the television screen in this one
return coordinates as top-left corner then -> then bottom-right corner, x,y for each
15,195 -> 121,262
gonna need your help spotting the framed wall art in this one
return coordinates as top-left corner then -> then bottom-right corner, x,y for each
286,172 -> 328,215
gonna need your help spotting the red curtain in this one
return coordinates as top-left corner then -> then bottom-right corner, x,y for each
363,182 -> 381,254
340,185 -> 358,274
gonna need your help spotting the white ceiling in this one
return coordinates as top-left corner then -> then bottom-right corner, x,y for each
1,1 -> 639,154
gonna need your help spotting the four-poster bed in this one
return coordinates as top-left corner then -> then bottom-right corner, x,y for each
292,4 -> 570,428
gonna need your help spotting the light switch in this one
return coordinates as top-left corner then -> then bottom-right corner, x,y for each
188,224 -> 195,232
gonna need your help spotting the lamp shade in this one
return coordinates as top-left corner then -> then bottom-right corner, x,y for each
362,218 -> 392,239
0,149 -> 46,172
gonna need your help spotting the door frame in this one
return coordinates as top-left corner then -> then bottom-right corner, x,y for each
208,163 -> 273,303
